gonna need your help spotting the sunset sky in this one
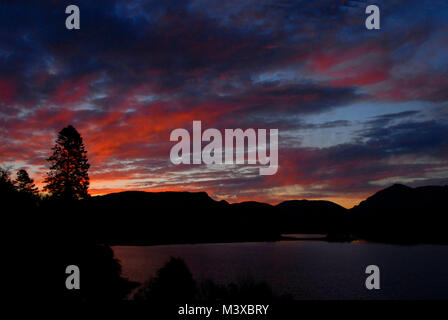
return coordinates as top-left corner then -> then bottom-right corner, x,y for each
1,0 -> 447,208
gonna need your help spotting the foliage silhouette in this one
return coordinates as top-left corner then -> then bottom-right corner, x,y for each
15,169 -> 39,195
134,257 -> 290,303
134,257 -> 196,302
1,167 -> 38,209
59,242 -> 139,301
44,125 -> 90,200
0,167 -> 16,195
0,128 -> 136,302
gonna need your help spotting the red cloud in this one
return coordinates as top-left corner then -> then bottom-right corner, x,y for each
0,78 -> 17,103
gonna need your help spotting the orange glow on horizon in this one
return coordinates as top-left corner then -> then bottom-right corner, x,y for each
87,185 -> 362,209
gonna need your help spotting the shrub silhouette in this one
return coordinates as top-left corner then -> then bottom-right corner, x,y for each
134,257 -> 196,302
134,257 -> 290,303
60,243 -> 139,301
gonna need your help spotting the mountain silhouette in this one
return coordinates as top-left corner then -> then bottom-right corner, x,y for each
9,183 -> 448,245
276,200 -> 347,234
349,184 -> 448,243
76,191 -> 354,244
352,184 -> 446,211
68,191 -> 277,244
48,183 -> 444,245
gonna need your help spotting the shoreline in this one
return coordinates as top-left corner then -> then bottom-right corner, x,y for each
106,236 -> 448,247
106,235 -> 352,247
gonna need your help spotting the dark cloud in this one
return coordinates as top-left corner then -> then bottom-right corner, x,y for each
361,120 -> 448,156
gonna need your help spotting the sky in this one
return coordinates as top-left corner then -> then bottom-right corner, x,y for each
1,0 -> 447,208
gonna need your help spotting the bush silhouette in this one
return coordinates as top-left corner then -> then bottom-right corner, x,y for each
134,257 -> 196,302
134,257 -> 290,303
59,243 -> 139,301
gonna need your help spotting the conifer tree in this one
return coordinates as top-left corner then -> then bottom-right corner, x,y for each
16,169 -> 39,195
44,125 -> 90,200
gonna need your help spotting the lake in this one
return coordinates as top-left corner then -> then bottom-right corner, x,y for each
113,240 -> 448,300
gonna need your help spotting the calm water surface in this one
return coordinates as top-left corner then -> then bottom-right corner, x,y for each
113,241 -> 448,300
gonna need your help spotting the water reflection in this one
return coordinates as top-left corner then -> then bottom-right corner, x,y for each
113,241 -> 448,300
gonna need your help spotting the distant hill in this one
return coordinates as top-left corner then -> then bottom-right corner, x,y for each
95,190 -> 221,208
349,184 -> 448,243
71,191 -> 278,244
351,184 -> 446,211
275,200 -> 347,233
82,192 -> 350,243
35,184 -> 448,245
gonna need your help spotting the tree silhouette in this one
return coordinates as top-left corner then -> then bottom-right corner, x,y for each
0,167 -> 16,195
44,125 -> 90,200
16,169 -> 39,195
1,167 -> 21,210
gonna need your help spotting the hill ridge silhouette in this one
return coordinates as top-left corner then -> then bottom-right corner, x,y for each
5,182 -> 447,245
68,183 -> 447,244
348,184 -> 447,243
